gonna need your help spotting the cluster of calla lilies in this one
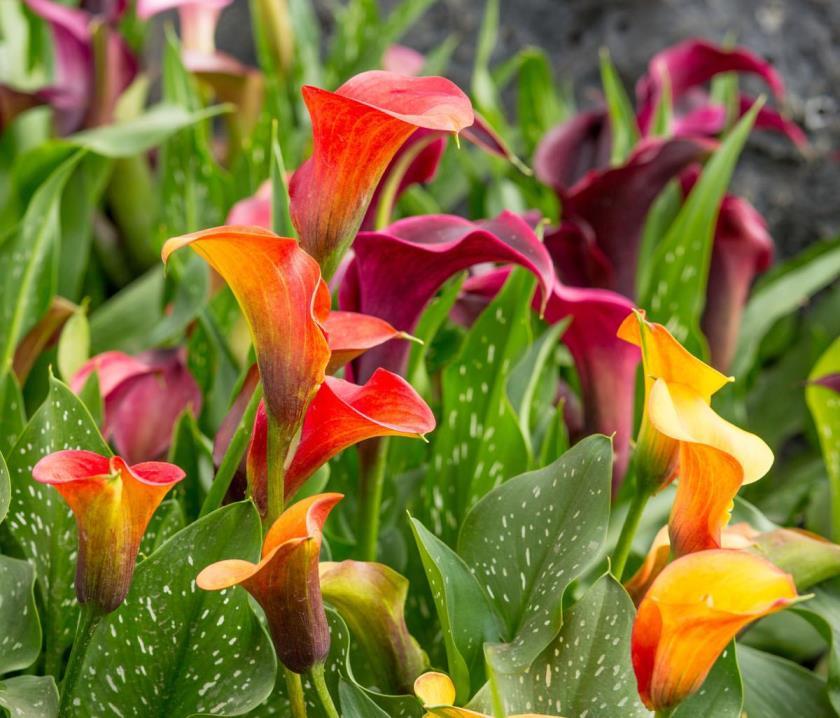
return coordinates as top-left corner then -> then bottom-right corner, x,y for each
5,2 -> 838,717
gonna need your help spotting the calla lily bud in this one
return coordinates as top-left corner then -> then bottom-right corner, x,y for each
33,450 -> 184,614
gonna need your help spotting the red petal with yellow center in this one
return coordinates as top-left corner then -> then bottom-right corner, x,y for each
161,225 -> 330,441
196,493 -> 342,673
33,450 -> 184,613
290,71 -> 474,276
631,549 -> 798,711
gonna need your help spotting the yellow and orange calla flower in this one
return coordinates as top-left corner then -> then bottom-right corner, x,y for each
33,450 -> 185,614
413,672 -> 560,718
618,310 -> 773,555
196,493 -> 342,674
631,549 -> 799,712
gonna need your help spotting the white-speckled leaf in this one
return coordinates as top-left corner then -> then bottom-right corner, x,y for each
0,675 -> 58,718
409,517 -> 503,702
0,451 -> 9,525
0,556 -> 41,674
672,643 -> 742,718
66,502 -> 275,718
425,269 -> 533,545
793,577 -> 840,714
0,373 -> 25,455
458,435 -> 612,671
138,499 -> 185,558
488,576 -> 649,717
5,374 -> 110,672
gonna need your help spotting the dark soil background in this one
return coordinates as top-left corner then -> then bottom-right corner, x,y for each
212,0 -> 840,257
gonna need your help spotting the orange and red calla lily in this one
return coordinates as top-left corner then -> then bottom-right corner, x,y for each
32,450 -> 184,614
289,70 -> 474,277
631,549 -> 799,712
161,226 -> 330,447
196,493 -> 342,674
322,311 -> 415,375
247,369 -> 435,510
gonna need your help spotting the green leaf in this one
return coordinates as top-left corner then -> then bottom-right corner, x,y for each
806,337 -> 840,515
488,576 -> 647,717
672,643 -> 742,718
56,304 -> 89,383
0,555 -> 41,674
5,374 -> 110,673
338,680 -> 390,718
0,676 -> 59,718
471,0 -> 504,125
643,100 -> 762,354
734,238 -> 840,376
409,517 -> 503,702
0,372 -> 25,454
459,435 -> 613,670
600,48 -> 640,165
425,269 -> 533,544
0,151 -> 82,373
794,577 -> 840,714
270,122 -> 294,238
67,502 -> 276,717
516,48 -> 570,155
139,499 -> 185,557
739,644 -> 833,718
167,409 -> 214,522
146,253 -> 209,347
0,451 -> 8,525
66,104 -> 230,158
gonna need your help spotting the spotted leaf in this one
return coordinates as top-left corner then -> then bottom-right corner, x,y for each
0,372 -> 25,454
0,451 -> 8,525
671,644 -> 742,718
488,576 -> 648,717
64,502 -> 275,717
0,676 -> 59,718
458,435 -> 612,671
0,556 -> 41,674
5,374 -> 110,673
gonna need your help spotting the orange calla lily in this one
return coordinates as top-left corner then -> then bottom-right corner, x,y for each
32,450 -> 185,614
196,493 -> 342,673
289,71 -> 474,277
322,310 -> 414,375
414,672 -> 560,718
631,549 -> 799,712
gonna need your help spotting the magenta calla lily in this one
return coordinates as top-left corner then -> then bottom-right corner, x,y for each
339,210 -> 555,382
71,350 -> 202,465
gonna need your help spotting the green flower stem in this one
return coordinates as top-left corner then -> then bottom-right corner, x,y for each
655,709 -> 674,718
611,486 -> 651,581
200,382 -> 264,518
357,437 -> 390,562
58,603 -> 103,717
265,414 -> 292,530
310,662 -> 339,718
284,667 -> 308,718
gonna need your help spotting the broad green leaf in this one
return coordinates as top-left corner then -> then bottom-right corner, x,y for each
77,370 -> 103,428
0,452 -> 8,524
56,305 -> 89,382
338,680 -> 390,718
67,503 -> 276,717
409,517 -> 503,702
459,435 -> 613,670
0,555 -> 40,674
672,643 -> 742,718
0,151 -> 82,373
488,576 -> 647,717
739,644 -> 833,718
643,101 -> 761,354
66,104 -> 230,158
138,499 -> 185,557
5,374 -> 110,672
794,577 -> 840,713
146,253 -> 209,347
167,409 -> 214,521
517,48 -> 570,155
600,48 -> 640,165
0,373 -> 25,454
0,676 -> 58,718
425,269 -> 533,545
636,180 -> 682,299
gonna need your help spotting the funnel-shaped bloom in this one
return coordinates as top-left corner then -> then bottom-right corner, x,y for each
322,312 -> 414,374
414,672 -> 560,718
247,370 -> 435,508
289,71 -> 474,277
33,450 -> 184,613
71,350 -> 202,465
196,493 -> 342,673
319,560 -> 427,693
339,211 -> 554,382
631,549 -> 798,711
162,226 -> 330,448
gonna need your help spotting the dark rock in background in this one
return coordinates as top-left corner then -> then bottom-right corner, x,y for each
214,0 -> 840,257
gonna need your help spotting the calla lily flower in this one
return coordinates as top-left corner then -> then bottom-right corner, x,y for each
289,70 -> 474,277
382,45 -> 426,76
196,493 -> 342,674
631,549 -> 799,712
33,450 -> 184,614
319,560 -> 428,693
226,180 -> 272,227
413,672 -> 559,718
339,211 -> 555,382
247,369 -> 435,509
71,349 -> 202,465
162,226 -> 331,463
322,311 -> 416,374
21,0 -> 137,133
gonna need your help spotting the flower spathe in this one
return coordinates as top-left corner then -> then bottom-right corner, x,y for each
196,493 -> 342,673
32,450 -> 184,614
631,549 -> 799,711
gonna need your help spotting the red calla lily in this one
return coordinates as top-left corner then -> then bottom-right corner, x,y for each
33,450 -> 184,613
289,71 -> 474,276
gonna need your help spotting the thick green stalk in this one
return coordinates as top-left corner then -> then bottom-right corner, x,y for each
611,487 -> 651,581
58,604 -> 103,717
284,667 -> 307,718
310,663 -> 339,718
264,414 -> 291,529
356,437 -> 389,561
